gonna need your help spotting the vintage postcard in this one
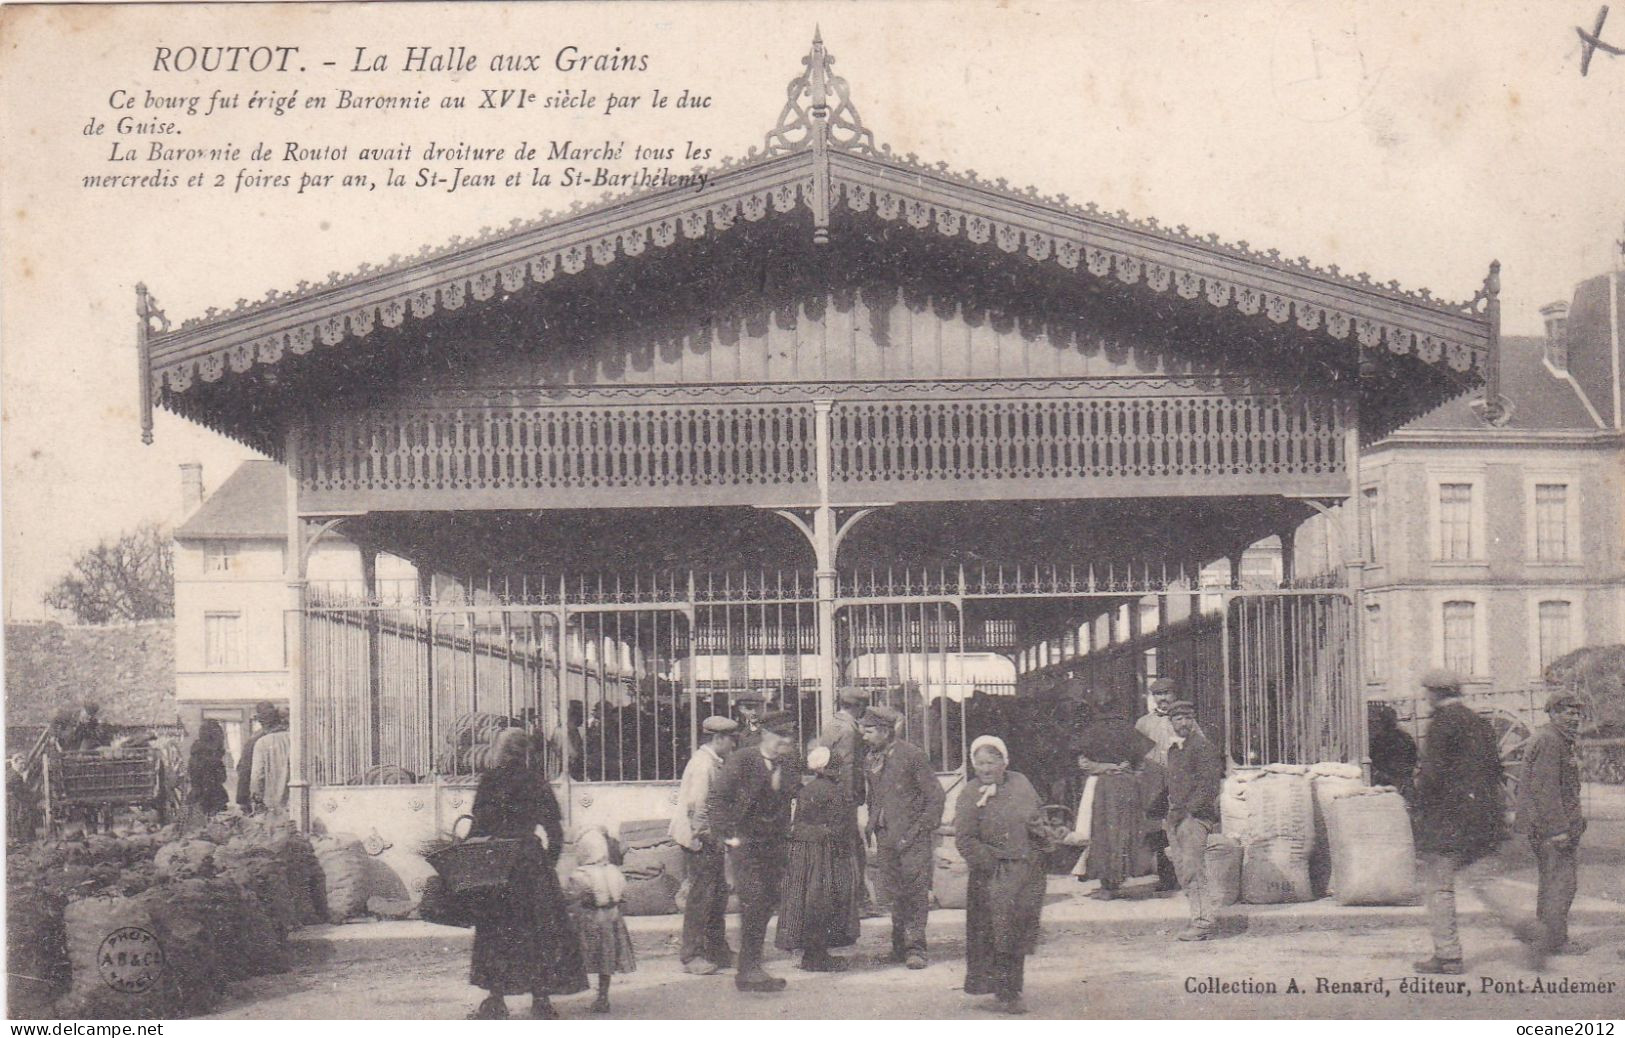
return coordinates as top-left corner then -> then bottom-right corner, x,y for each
2,0 -> 1622,1024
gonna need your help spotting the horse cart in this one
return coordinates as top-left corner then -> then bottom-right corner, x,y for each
42,745 -> 171,834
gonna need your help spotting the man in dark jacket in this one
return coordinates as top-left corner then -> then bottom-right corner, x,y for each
235,701 -> 282,813
1513,691 -> 1587,963
1164,700 -> 1224,940
1412,669 -> 1508,974
707,710 -> 799,993
861,705 -> 946,969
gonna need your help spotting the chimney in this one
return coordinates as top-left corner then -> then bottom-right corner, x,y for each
180,463 -> 205,519
1539,300 -> 1569,370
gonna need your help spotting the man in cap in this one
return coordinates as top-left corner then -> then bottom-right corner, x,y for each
1412,668 -> 1508,975
236,701 -> 283,813
1513,691 -> 1587,964
861,704 -> 946,969
818,687 -> 878,915
1164,700 -> 1224,940
1136,677 -> 1183,892
733,691 -> 768,749
707,710 -> 799,992
673,714 -> 741,975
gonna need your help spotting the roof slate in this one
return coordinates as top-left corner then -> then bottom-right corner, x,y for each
173,460 -> 288,540
1401,335 -> 1600,432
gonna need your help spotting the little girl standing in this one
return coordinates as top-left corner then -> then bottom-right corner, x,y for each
565,826 -> 637,1014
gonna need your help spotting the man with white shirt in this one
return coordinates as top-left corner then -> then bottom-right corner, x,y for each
673,714 -> 740,975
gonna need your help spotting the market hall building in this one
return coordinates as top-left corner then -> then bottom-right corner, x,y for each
134,37 -> 1499,846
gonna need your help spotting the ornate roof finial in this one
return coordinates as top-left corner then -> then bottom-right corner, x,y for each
763,31 -> 877,158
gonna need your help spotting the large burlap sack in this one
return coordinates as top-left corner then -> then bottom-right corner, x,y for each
623,841 -> 686,880
1242,838 -> 1313,904
1220,769 -> 1263,842
1328,788 -> 1418,906
619,818 -> 673,850
621,872 -> 680,916
62,889 -> 228,1019
311,834 -> 373,923
219,849 -> 301,935
932,842 -> 969,910
1203,833 -> 1243,907
1246,768 -> 1314,847
1309,763 -> 1364,896
7,886 -> 69,1018
225,820 -> 326,925
153,838 -> 219,879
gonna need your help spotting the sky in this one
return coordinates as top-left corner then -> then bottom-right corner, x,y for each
2,0 -> 1623,619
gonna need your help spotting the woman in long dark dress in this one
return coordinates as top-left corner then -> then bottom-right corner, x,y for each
774,746 -> 861,971
1068,711 -> 1156,899
467,728 -> 588,1019
186,720 -> 229,817
955,735 -> 1051,1016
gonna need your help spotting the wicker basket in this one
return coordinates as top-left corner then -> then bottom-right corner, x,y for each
426,815 -> 524,896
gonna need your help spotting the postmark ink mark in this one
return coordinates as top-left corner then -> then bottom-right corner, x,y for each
1578,6 -> 1623,76
97,926 -> 165,994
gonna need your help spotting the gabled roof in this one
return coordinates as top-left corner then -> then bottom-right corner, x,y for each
1399,336 -> 1601,434
135,34 -> 1496,451
174,460 -> 287,540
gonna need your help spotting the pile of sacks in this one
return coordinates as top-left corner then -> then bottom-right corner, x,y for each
6,816 -> 334,1020
1218,762 -> 1417,906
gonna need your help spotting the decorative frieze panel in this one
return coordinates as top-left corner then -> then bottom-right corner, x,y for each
829,395 -> 1343,491
302,402 -> 818,502
299,391 -> 1346,510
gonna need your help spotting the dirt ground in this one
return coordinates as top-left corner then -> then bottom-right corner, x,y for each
211,915 -> 1624,1020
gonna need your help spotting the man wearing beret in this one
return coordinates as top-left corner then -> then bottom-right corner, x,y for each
1164,700 -> 1224,940
1412,669 -> 1508,975
1513,691 -> 1588,964
861,704 -> 946,969
673,714 -> 740,975
707,711 -> 799,992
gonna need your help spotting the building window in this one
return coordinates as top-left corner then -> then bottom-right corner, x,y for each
204,543 -> 238,573
1441,600 -> 1476,676
1361,486 -> 1380,564
1364,603 -> 1384,681
204,612 -> 244,667
1437,484 -> 1474,560
1534,484 -> 1571,561
1537,600 -> 1574,672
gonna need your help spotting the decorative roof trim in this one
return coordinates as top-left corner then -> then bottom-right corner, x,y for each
142,32 -> 1494,410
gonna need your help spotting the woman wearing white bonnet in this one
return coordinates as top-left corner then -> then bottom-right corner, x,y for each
955,733 -> 1051,1014
774,741 -> 862,971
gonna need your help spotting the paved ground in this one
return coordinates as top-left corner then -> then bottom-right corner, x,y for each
214,902 -> 1624,1020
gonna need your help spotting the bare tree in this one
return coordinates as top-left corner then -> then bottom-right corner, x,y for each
43,522 -> 174,624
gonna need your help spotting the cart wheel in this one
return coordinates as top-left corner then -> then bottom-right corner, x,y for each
1489,709 -> 1533,808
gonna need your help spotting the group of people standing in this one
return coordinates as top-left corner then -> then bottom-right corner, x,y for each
1069,670 -> 1591,969
669,687 -> 1055,1014
185,700 -> 290,819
